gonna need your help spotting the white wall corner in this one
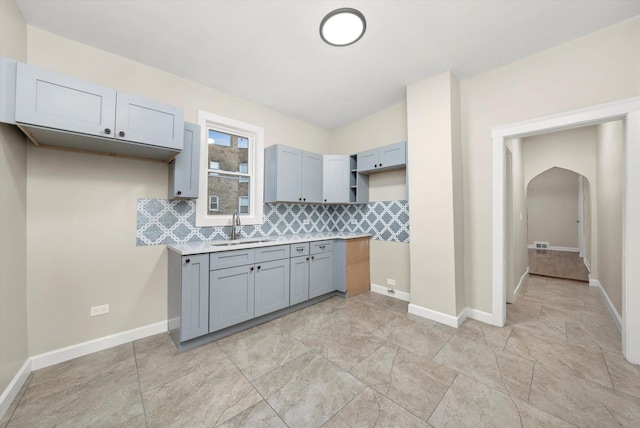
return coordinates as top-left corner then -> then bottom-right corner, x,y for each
407,303 -> 465,328
583,257 -> 591,273
0,358 -> 32,421
370,283 -> 411,302
590,279 -> 622,334
513,268 -> 530,299
465,308 -> 495,324
30,320 -> 167,371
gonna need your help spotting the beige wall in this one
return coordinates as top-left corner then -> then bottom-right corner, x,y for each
331,102 -> 410,293
596,120 -> 623,315
407,71 -> 464,316
460,17 -> 639,311
522,126 -> 598,274
526,168 -> 580,249
24,26 -> 332,355
0,0 -> 28,400
583,178 -> 592,267
505,138 -> 528,301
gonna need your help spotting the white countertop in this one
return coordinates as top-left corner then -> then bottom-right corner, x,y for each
166,231 -> 371,255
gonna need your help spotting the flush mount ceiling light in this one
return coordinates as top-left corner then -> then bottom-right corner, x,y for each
320,8 -> 366,47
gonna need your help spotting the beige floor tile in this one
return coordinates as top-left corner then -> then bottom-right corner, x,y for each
219,324 -> 310,380
350,343 -> 455,420
373,316 -> 452,358
433,335 -> 534,402
324,387 -> 429,427
272,305 -> 340,340
21,343 -> 135,405
0,372 -> 32,428
142,349 -> 262,427
9,365 -> 143,427
435,318 -> 512,351
217,400 -> 286,428
301,323 -> 385,370
332,301 -> 398,333
529,363 -> 640,427
348,291 -> 410,317
118,413 -> 148,427
252,352 -> 366,428
133,332 -> 222,392
566,320 -> 621,353
429,374 -> 574,428
603,351 -> 640,399
510,312 -> 567,342
505,331 -> 612,388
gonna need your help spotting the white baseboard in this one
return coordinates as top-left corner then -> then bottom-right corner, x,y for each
408,303 -> 465,328
0,358 -> 31,421
589,279 -> 622,334
465,308 -> 495,324
583,257 -> 591,273
370,283 -> 411,302
513,268 -> 530,299
30,320 -> 167,371
527,245 -> 579,252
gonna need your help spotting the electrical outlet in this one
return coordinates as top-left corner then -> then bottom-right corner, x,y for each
303,219 -> 310,225
387,278 -> 396,286
90,304 -> 109,317
350,219 -> 357,225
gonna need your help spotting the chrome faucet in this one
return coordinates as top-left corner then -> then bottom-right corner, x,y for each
230,210 -> 241,240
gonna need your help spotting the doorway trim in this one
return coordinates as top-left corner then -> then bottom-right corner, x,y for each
491,96 -> 640,364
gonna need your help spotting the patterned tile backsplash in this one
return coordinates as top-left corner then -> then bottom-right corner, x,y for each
136,199 -> 409,246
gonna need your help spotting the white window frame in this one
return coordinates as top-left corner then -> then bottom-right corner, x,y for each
197,111 -> 264,226
209,195 -> 220,211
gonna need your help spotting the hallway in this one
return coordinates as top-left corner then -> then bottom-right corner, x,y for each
528,249 -> 590,282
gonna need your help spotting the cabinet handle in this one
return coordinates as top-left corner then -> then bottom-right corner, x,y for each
185,259 -> 190,263
257,265 -> 261,270
319,245 -> 326,249
375,164 -> 378,167
303,198 -> 306,202
311,256 -> 315,260
324,199 -> 327,202
118,131 -> 126,137
176,191 -> 182,196
380,163 -> 383,167
296,248 -> 303,252
104,128 -> 111,135
299,197 -> 302,201
250,266 -> 254,271
306,257 -> 310,261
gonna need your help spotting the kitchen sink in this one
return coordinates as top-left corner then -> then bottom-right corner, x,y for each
209,238 -> 273,247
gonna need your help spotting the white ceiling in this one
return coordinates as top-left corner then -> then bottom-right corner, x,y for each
15,1 -> 640,130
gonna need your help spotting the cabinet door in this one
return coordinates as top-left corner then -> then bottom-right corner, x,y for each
323,155 -> 350,203
276,145 -> 303,202
209,265 -> 255,332
115,91 -> 184,150
309,252 -> 334,298
379,141 -> 406,169
169,122 -> 201,199
302,151 -> 323,203
290,255 -> 310,305
356,148 -> 379,173
15,63 -> 116,138
180,254 -> 209,341
255,259 -> 290,317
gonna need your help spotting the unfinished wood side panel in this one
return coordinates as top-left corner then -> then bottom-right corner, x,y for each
346,237 -> 370,297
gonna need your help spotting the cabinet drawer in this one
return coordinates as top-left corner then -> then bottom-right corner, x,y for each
290,243 -> 310,257
210,249 -> 255,270
310,240 -> 333,255
255,245 -> 290,263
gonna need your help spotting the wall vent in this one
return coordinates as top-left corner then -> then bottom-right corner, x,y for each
534,241 -> 549,249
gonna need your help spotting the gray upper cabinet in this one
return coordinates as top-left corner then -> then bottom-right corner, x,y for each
115,91 -> 183,150
15,62 -> 117,138
264,144 -> 323,203
209,265 -> 255,332
357,141 -> 407,174
322,155 -> 350,203
14,62 -> 183,160
169,122 -> 201,199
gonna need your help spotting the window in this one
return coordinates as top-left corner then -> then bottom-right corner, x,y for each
209,195 -> 220,212
197,111 -> 264,226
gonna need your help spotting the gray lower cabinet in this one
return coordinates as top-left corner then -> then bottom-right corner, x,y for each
209,265 -> 255,332
290,255 -> 310,305
169,122 -> 200,199
254,259 -> 290,317
168,253 -> 209,343
309,252 -> 335,299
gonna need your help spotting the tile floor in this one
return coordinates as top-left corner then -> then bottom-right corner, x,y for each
528,249 -> 590,282
2,278 -> 640,427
